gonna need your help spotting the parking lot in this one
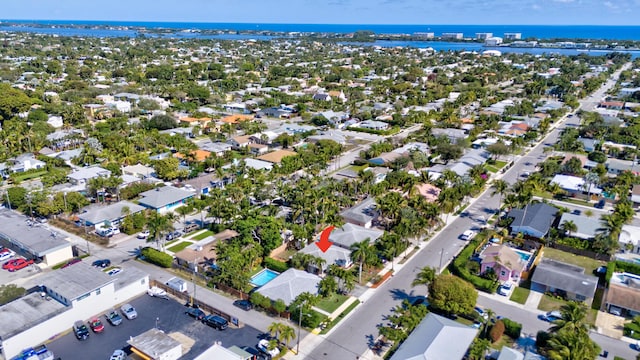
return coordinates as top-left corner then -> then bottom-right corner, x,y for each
46,295 -> 266,359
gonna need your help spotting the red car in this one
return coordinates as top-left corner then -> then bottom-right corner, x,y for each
61,258 -> 82,269
3,258 -> 34,272
89,318 -> 104,333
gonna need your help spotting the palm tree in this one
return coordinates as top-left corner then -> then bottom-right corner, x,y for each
175,203 -> 193,230
583,171 -> 600,201
267,322 -> 285,341
549,301 -> 591,335
279,324 -> 296,349
491,179 -> 510,214
147,212 -> 173,251
411,266 -> 436,289
350,239 -> 375,284
560,220 -> 578,238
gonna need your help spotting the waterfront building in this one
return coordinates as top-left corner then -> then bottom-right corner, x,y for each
441,32 -> 463,40
475,32 -> 493,40
485,37 -> 503,46
504,32 -> 522,40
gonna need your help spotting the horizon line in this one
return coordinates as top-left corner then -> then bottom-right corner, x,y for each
1,19 -> 640,27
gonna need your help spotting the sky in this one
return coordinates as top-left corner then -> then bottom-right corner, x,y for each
2,0 -> 640,25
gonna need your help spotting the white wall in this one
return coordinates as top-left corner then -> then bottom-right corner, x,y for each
42,246 -> 74,267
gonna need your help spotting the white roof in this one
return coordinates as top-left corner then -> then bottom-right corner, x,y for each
256,268 -> 321,305
551,174 -> 602,194
619,225 -> 640,246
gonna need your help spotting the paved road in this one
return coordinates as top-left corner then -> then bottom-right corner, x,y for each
305,64 -> 631,360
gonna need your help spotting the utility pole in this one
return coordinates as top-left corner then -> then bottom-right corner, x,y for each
191,258 -> 198,307
438,247 -> 446,274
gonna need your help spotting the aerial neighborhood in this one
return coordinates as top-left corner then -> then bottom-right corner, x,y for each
1,25 -> 640,360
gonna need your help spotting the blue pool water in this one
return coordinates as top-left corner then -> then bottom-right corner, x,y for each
514,250 -> 532,262
250,269 -> 279,287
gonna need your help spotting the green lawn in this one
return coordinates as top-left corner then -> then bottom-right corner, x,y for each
167,241 -> 193,253
192,230 -> 214,240
542,247 -> 605,275
485,160 -> 509,173
11,170 -> 48,182
510,287 -> 530,305
316,293 -> 349,314
537,294 -> 565,312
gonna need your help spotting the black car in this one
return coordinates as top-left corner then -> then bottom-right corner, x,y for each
92,259 -> 111,268
233,299 -> 253,311
106,310 -> 123,326
202,315 -> 228,330
595,199 -> 606,209
571,209 -> 582,215
185,307 -> 206,320
73,321 -> 90,340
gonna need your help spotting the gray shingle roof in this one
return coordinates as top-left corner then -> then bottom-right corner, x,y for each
329,223 -> 384,249
256,268 -> 321,305
558,213 -> 600,239
531,259 -> 598,298
508,203 -> 558,237
389,313 -> 478,360
340,198 -> 377,226
79,201 -> 146,225
138,186 -> 195,209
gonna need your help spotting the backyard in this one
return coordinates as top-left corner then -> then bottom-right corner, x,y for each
167,241 -> 194,253
541,247 -> 605,274
191,230 -> 214,240
316,293 -> 349,314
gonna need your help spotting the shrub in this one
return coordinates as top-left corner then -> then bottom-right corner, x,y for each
140,247 -> 173,268
536,330 -> 551,348
265,258 -> 289,272
502,318 -> 522,339
490,320 -> 505,343
614,260 -> 640,276
451,238 -> 499,293
291,308 -> 327,329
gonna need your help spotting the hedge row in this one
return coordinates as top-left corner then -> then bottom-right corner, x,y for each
502,318 -> 522,339
264,257 -> 290,273
451,239 -> 499,293
141,247 -> 174,268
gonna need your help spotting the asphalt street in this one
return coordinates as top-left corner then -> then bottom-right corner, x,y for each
305,64 -> 631,360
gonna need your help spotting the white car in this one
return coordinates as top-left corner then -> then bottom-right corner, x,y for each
136,230 -> 150,239
107,268 -> 122,276
498,282 -> 514,296
257,339 -> 280,357
0,249 -> 15,262
110,349 -> 126,360
121,303 -> 137,320
460,230 -> 476,241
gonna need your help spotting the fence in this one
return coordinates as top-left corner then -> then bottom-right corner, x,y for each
149,280 -> 243,328
548,242 -> 612,261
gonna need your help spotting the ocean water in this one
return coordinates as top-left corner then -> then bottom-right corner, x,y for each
2,20 -> 640,40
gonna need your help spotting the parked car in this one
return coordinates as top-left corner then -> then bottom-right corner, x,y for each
3,258 -> 34,272
89,318 -> 104,333
147,286 -> 169,300
609,306 -> 622,316
202,315 -> 228,330
460,230 -> 476,241
233,299 -> 253,311
474,306 -> 488,319
110,350 -> 127,360
498,282 -> 514,296
257,339 -> 280,358
183,223 -> 200,233
106,310 -> 123,326
595,199 -> 606,209
571,209 -> 582,215
92,259 -> 111,268
0,249 -> 15,262
107,268 -> 122,276
185,307 -> 206,320
73,321 -> 90,340
121,303 -> 137,320
137,230 -> 150,239
61,258 -> 82,268
540,310 -> 562,322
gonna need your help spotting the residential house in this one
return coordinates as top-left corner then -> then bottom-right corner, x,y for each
47,115 -> 63,129
531,259 -> 598,305
358,120 -> 389,131
619,225 -> 640,254
558,213 -> 600,240
307,130 -> 347,145
223,103 -> 250,114
227,135 -> 252,150
174,230 -> 239,270
389,313 -> 478,360
329,223 -> 384,249
242,158 -> 274,171
137,186 -> 195,214
599,101 -> 624,110
480,245 -> 529,283
78,201 -> 146,228
122,164 -> 155,179
248,143 -> 269,156
605,272 -> 640,317
221,114 -> 253,124
274,123 -> 316,136
197,140 -> 232,157
255,268 -> 321,305
328,90 -> 347,102
577,137 -> 599,152
250,131 -> 278,145
446,149 -> 491,177
631,185 -> 640,206
257,149 -> 297,164
431,128 -> 467,143
179,116 -> 212,128
299,243 -> 353,273
368,152 -> 404,166
340,197 -> 378,228
619,87 -> 640,98
508,202 -> 558,238
4,153 -> 46,173
160,127 -> 199,138
175,149 -> 212,163
606,158 -> 636,176
550,174 -> 602,198
67,166 -> 112,188
312,93 -> 332,102
258,106 -> 294,119
365,167 -> 392,184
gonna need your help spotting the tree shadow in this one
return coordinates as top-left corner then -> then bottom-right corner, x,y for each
389,288 -> 414,301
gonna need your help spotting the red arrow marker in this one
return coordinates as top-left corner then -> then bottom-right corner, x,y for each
316,225 -> 334,253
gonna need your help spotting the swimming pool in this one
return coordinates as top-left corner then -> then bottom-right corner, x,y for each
250,269 -> 280,287
514,249 -> 532,262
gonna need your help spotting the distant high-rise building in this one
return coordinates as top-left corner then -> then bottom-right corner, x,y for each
475,32 -> 493,40
504,33 -> 522,40
441,32 -> 463,40
414,32 -> 435,39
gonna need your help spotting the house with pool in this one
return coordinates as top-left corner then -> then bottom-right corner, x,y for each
479,244 -> 533,283
137,186 -> 195,214
254,268 -> 321,305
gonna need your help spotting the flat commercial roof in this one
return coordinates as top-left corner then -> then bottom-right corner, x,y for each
0,209 -> 71,256
0,292 -> 67,339
37,262 -> 114,301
